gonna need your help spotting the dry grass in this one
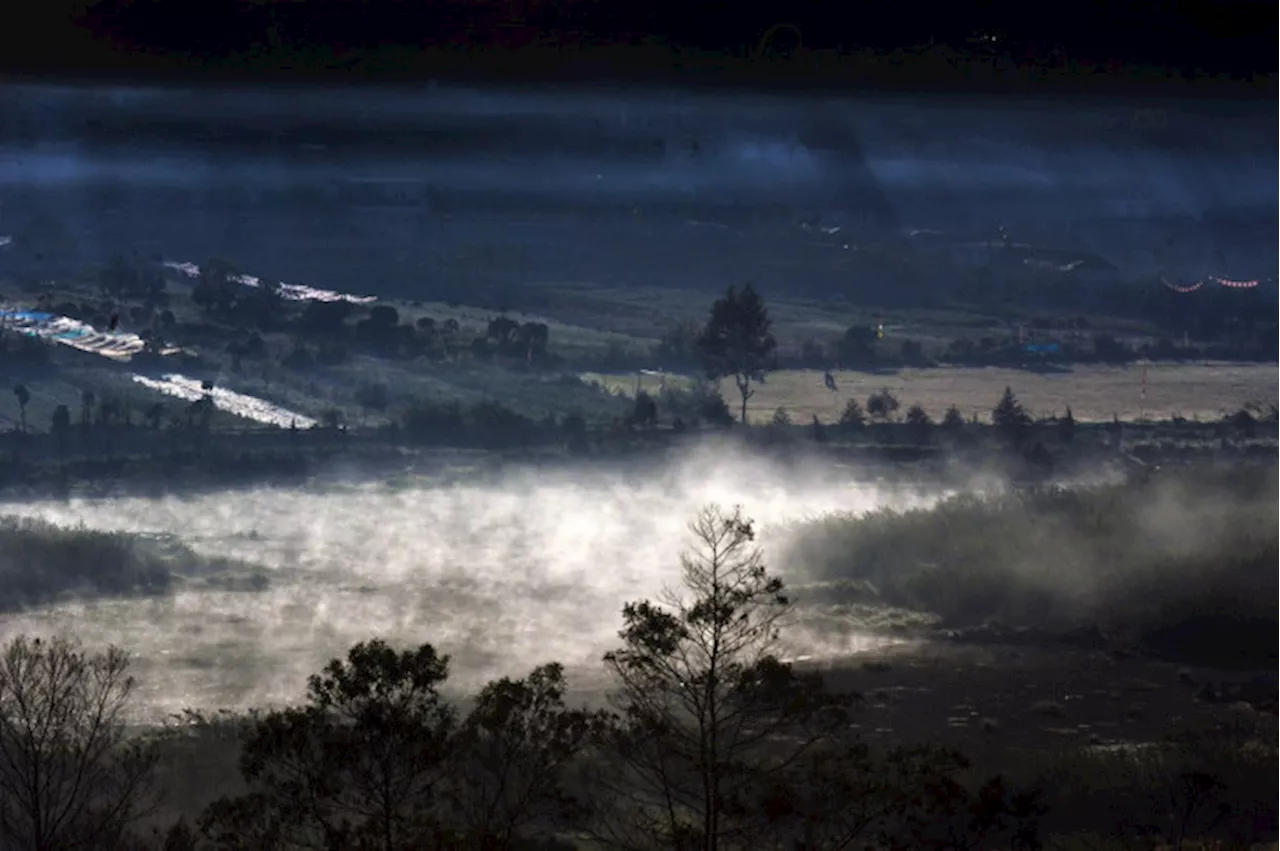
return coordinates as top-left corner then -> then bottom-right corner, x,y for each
738,363 -> 1278,425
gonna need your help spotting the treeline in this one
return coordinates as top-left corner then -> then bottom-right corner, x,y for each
1,381 -> 1273,504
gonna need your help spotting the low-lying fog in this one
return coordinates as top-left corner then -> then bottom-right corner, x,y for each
0,446 -> 953,722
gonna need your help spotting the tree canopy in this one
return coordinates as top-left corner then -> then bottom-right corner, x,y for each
591,504 -> 847,849
694,284 -> 777,424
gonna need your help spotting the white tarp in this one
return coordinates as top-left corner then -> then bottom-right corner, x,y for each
164,261 -> 377,304
0,306 -> 147,361
131,373 -> 317,429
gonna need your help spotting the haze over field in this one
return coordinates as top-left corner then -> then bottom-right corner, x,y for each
0,81 -> 1274,725
0,445 -> 950,721
2,84 -> 1275,298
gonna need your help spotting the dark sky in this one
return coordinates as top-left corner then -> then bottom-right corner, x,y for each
2,0 -> 1275,95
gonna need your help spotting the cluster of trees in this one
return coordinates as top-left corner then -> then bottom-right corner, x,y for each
396,379 -> 735,453
792,322 -> 1272,373
676,281 -> 1075,444
683,281 -> 1275,393
175,258 -> 558,373
99,254 -> 169,307
286,308 -> 551,368
0,505 -> 1051,851
831,385 -> 1046,442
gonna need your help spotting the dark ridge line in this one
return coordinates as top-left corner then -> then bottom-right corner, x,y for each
2,48 -> 1275,102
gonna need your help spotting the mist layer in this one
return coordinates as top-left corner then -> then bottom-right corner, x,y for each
0,446 -> 945,721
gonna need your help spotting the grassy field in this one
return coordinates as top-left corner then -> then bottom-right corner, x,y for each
7,357 -> 1271,435
580,362 -> 1278,425
533,282 -> 1167,353
763,363 -> 1278,425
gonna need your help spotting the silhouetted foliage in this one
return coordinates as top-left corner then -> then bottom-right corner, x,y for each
50,403 -> 71,467
403,400 -> 467,444
695,284 -> 777,424
590,505 -> 848,849
474,316 -> 552,366
837,325 -> 878,366
560,413 -> 589,455
653,318 -> 702,369
941,405 -> 966,433
1058,406 -> 1076,443
1092,332 -> 1130,363
100,253 -> 139,298
866,389 -> 900,422
899,339 -> 926,365
297,300 -> 354,336
191,258 -> 240,317
0,332 -> 51,369
905,403 -> 933,443
663,381 -> 736,429
628,391 -> 658,429
201,642 -> 602,849
470,400 -> 535,449
993,386 -> 1032,444
200,639 -> 458,849
0,635 -> 161,850
399,399 -> 543,449
798,338 -> 826,369
838,398 -> 867,430
1228,407 -> 1257,439
448,663 -> 609,848
765,741 -> 1046,850
11,385 -> 29,434
1024,440 -> 1054,475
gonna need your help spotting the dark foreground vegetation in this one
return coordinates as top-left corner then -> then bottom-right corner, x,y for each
1,504 -> 1275,850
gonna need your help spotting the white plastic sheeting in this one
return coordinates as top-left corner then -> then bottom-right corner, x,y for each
0,306 -> 148,361
164,261 -> 377,304
131,373 -> 317,429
